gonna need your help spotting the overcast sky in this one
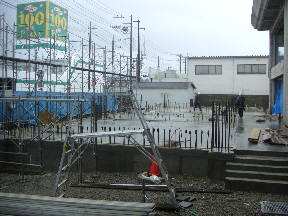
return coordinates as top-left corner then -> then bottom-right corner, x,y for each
104,0 -> 269,57
1,0 -> 270,71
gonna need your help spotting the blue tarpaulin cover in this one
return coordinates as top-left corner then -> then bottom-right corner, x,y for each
272,79 -> 283,115
0,91 -> 118,124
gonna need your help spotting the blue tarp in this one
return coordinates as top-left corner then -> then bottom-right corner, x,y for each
272,79 -> 283,115
0,91 -> 118,124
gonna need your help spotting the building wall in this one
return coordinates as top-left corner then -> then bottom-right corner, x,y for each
135,87 -> 195,107
187,57 -> 269,96
198,94 -> 269,109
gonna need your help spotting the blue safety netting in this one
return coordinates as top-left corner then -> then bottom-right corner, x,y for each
0,91 -> 118,124
272,79 -> 283,115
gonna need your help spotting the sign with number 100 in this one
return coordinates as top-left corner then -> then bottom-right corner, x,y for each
16,0 -> 68,41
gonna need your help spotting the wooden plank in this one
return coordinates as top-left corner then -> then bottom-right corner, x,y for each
262,134 -> 271,143
248,128 -> 261,144
270,136 -> 288,145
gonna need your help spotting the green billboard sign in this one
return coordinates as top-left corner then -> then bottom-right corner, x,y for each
16,0 -> 68,41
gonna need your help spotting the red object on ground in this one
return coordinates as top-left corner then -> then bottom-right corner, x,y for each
149,157 -> 160,176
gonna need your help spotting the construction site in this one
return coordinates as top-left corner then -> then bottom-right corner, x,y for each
0,0 -> 288,215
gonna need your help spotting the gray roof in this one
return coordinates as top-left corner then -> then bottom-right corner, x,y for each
134,82 -> 196,89
188,55 -> 269,59
251,0 -> 284,31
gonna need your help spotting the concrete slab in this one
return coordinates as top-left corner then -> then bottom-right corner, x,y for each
233,112 -> 288,152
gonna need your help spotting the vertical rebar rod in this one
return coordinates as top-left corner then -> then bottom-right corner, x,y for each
189,131 -> 192,148
217,105 -> 220,150
211,102 -> 214,150
195,130 -> 197,149
221,105 -> 224,150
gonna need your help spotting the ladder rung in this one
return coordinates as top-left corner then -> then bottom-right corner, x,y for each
57,179 -> 67,188
58,193 -> 65,198
65,149 -> 73,154
62,164 -> 69,171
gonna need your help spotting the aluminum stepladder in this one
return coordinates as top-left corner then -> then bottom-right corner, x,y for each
129,90 -> 177,206
54,90 -> 177,206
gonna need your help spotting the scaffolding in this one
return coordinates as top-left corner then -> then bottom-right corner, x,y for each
0,13 -> 177,206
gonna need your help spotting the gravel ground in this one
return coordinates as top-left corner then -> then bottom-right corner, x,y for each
0,172 -> 288,216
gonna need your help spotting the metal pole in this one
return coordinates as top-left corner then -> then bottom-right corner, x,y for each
179,54 -> 182,74
4,24 -> 8,83
211,102 -> 214,150
49,30 -> 52,95
103,46 -> 107,118
129,15 -> 133,90
119,55 -> 122,111
93,43 -> 98,175
137,20 -> 140,82
88,22 -> 92,91
81,38 -> 84,95
12,23 -> 16,93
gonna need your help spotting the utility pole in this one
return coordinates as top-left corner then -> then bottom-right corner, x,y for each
126,56 -> 129,77
88,22 -> 92,91
184,56 -> 187,74
112,35 -> 115,72
133,20 -> 145,82
48,30 -> 51,96
179,54 -> 182,74
4,22 -> 8,93
136,20 -> 140,82
81,38 -> 84,96
103,46 -> 107,118
129,15 -> 132,90
123,15 -> 133,89
119,54 -> 122,110
0,15 -> 3,92
157,56 -> 160,69
53,35 -> 56,92
12,23 -> 15,93
88,22 -> 97,91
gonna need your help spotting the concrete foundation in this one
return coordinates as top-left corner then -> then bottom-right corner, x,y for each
0,140 -> 234,180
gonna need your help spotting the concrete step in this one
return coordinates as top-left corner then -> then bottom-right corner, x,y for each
225,177 -> 288,194
226,162 -> 288,173
233,155 -> 288,166
234,150 -> 288,157
225,169 -> 288,181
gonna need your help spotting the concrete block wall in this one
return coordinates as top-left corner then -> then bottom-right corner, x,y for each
0,140 -> 234,180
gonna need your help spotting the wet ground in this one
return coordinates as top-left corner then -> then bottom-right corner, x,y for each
0,107 -> 230,151
2,107 -> 287,152
234,111 -> 288,152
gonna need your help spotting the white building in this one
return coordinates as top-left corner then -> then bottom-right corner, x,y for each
187,56 -> 269,108
134,82 -> 196,108
148,67 -> 188,83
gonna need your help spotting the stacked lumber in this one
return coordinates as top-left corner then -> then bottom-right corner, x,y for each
262,128 -> 288,145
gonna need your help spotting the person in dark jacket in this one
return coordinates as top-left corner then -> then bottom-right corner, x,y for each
194,92 -> 202,111
235,94 -> 245,118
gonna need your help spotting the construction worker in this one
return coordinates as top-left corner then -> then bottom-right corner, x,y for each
235,91 -> 245,118
194,92 -> 202,111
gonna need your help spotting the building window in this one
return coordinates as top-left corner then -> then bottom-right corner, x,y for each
237,64 -> 266,74
195,65 -> 222,75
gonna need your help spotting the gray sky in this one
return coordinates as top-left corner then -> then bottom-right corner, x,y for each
104,0 -> 269,57
1,0 -> 269,71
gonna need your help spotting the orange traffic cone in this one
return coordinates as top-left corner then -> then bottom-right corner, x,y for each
149,156 -> 160,176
